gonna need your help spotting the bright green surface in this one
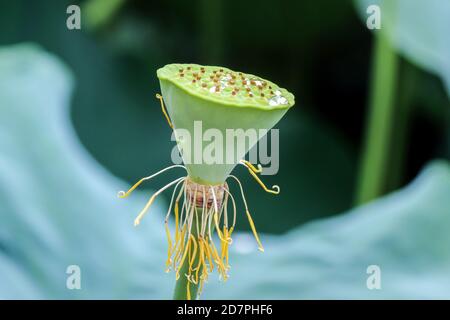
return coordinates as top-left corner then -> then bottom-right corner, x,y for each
158,66 -> 292,185
157,63 -> 295,110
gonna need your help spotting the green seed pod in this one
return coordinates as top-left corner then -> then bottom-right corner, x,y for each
157,63 -> 295,185
119,63 -> 295,300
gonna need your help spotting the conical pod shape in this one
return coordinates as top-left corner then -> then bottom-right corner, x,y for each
157,64 -> 295,185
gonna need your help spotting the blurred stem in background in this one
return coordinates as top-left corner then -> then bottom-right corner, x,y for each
355,31 -> 400,204
386,61 -> 417,190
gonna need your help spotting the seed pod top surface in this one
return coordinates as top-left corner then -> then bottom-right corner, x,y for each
157,63 -> 295,110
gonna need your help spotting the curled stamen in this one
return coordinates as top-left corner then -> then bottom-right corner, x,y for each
239,161 -> 280,195
156,93 -> 173,129
117,165 -> 186,198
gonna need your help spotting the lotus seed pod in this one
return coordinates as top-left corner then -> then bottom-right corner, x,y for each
157,63 -> 295,185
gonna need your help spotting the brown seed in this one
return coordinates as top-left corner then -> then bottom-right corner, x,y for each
246,87 -> 251,92
269,86 -> 272,89
220,69 -> 223,72
187,66 -> 191,70
180,73 -> 184,77
202,83 -> 207,88
270,90 -> 274,94
213,70 -> 217,74
232,91 -> 236,95
250,80 -> 256,85
192,79 -> 196,83
230,80 -> 235,85
179,68 -> 184,73
257,85 -> 263,90
261,93 -> 265,97
249,93 -> 253,97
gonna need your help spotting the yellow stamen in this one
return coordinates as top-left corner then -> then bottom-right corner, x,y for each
188,235 -> 198,274
194,238 -> 205,284
134,177 -> 184,226
176,235 -> 191,280
239,159 -> 262,173
229,175 -> 265,252
155,93 -> 173,129
202,239 -> 214,273
246,210 -> 264,252
239,161 -> 280,194
165,222 -> 173,269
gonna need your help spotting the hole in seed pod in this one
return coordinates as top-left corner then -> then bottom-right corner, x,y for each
192,79 -> 196,83
269,86 -> 272,89
249,93 -> 253,97
187,66 -> 191,70
220,69 -> 223,72
261,93 -> 265,97
179,69 -> 183,73
202,83 -> 207,88
180,74 -> 184,77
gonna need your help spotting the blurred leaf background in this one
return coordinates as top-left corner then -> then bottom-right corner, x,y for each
0,0 -> 449,299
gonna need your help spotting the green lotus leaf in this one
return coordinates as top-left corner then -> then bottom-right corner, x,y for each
157,63 -> 295,185
355,0 -> 450,98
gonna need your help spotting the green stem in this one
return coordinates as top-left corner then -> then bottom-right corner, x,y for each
173,255 -> 200,300
355,31 -> 399,205
173,208 -> 201,300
